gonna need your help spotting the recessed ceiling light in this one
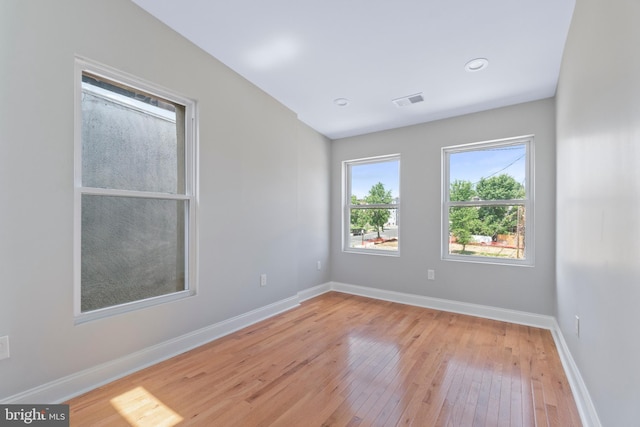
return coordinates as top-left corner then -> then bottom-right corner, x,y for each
334,98 -> 350,107
465,58 -> 489,72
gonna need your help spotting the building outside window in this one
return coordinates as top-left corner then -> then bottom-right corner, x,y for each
344,155 -> 400,255
442,136 -> 533,265
74,58 -> 198,322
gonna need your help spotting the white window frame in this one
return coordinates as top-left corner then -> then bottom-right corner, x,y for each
343,154 -> 400,256
442,136 -> 534,266
73,57 -> 198,323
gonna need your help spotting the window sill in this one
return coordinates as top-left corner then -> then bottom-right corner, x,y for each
74,289 -> 195,325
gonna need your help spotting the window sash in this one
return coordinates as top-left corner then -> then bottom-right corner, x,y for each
74,57 -> 198,322
442,136 -> 533,266
79,187 -> 192,201
80,195 -> 188,312
344,154 -> 400,255
347,203 -> 399,209
447,199 -> 525,207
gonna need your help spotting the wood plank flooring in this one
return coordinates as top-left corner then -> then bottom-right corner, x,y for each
66,292 -> 581,426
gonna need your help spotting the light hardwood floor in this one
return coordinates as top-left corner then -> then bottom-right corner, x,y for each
67,292 -> 581,426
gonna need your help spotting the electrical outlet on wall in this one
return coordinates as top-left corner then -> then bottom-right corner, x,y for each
260,274 -> 267,287
0,336 -> 10,360
427,269 -> 435,280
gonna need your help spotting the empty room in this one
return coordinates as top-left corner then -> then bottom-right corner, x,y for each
1,0 -> 638,426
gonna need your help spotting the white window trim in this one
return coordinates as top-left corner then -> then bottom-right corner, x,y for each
73,57 -> 199,323
442,135 -> 534,266
343,154 -> 401,256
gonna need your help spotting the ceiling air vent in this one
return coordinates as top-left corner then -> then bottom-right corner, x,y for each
392,93 -> 424,107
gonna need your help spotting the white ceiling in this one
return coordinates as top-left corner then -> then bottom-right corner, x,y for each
131,0 -> 575,140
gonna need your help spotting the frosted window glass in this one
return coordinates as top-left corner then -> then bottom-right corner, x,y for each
81,195 -> 186,312
81,76 -> 185,194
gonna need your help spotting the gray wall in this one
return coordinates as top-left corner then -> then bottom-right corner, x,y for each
0,0 -> 330,399
331,99 -> 557,315
556,0 -> 640,425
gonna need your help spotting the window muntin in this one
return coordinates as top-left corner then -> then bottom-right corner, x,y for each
443,137 -> 533,265
344,155 -> 400,254
75,59 -> 197,321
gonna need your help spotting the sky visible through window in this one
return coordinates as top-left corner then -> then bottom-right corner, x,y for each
450,144 -> 526,186
351,160 -> 399,199
349,146 -> 524,200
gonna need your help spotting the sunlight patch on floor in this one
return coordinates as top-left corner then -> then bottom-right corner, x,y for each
110,386 -> 183,427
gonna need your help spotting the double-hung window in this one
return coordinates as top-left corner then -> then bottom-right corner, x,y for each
344,155 -> 400,255
74,58 -> 198,321
442,136 -> 533,265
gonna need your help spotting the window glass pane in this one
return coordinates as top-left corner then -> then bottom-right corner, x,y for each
81,195 -> 186,312
350,160 -> 399,203
81,74 -> 185,194
348,207 -> 398,251
448,205 -> 526,259
449,144 -> 526,200
346,157 -> 399,253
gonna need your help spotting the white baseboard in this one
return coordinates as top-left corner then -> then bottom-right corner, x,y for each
1,294 -> 301,405
329,281 -> 556,329
2,280 -> 599,427
550,320 -> 602,427
298,282 -> 331,302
